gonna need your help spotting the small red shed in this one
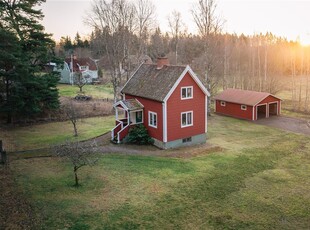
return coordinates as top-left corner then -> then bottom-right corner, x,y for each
214,89 -> 281,120
111,57 -> 210,149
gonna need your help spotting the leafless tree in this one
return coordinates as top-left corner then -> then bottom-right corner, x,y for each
191,0 -> 224,114
86,0 -> 136,102
74,71 -> 86,93
53,140 -> 98,187
168,10 -> 185,65
62,101 -> 81,137
136,0 -> 156,57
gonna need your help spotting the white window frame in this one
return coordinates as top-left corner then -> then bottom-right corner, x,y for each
220,101 -> 226,106
181,86 -> 193,100
241,105 -> 247,110
181,111 -> 193,128
148,111 -> 157,128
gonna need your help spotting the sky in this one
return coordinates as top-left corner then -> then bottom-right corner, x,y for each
40,0 -> 310,45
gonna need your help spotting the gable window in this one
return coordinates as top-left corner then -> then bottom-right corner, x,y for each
149,111 -> 157,128
181,111 -> 193,127
241,105 -> 247,110
220,101 -> 226,106
181,86 -> 193,99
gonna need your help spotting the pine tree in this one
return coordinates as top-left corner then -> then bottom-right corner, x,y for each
0,0 -> 60,123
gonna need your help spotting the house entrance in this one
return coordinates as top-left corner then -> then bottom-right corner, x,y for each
269,102 -> 278,116
257,104 -> 267,119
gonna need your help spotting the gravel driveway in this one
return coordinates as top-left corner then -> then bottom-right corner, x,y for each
254,116 -> 310,136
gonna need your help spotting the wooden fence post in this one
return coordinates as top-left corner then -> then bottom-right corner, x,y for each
0,140 -> 7,165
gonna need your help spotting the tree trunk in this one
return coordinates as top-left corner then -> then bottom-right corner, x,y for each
73,122 -> 78,137
74,166 -> 79,186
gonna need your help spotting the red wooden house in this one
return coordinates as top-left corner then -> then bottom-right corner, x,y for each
111,57 -> 210,149
214,89 -> 281,120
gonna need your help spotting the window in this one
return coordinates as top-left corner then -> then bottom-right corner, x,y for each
220,101 -> 226,106
149,111 -> 157,128
181,86 -> 193,99
182,137 -> 192,143
181,111 -> 193,127
80,66 -> 88,71
241,105 -> 247,110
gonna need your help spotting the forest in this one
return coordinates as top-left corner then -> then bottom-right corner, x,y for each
57,0 -> 310,114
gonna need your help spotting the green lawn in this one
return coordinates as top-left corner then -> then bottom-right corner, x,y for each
9,115 -> 310,229
57,84 -> 114,99
9,116 -> 115,151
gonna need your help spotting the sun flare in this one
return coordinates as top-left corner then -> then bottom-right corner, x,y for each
299,33 -> 310,46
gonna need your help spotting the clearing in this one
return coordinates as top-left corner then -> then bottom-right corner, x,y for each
1,115 -> 310,229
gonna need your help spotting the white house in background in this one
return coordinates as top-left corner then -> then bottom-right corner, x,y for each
59,56 -> 99,84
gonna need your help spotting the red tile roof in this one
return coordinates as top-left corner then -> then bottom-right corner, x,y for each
214,89 -> 281,106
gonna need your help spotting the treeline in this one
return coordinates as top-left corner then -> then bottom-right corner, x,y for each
58,0 -> 310,112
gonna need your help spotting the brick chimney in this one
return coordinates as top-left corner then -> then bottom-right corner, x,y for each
157,57 -> 169,69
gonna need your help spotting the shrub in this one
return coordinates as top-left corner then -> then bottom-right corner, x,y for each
125,124 -> 154,145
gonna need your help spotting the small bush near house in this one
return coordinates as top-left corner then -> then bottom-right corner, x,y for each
125,124 -> 154,145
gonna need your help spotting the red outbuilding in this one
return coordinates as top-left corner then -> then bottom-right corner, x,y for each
111,57 -> 210,149
214,89 -> 281,121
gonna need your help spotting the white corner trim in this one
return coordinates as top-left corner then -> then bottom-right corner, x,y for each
205,95 -> 208,133
163,102 -> 167,142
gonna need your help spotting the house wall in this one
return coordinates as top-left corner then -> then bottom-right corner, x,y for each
215,100 -> 253,120
125,94 -> 163,142
59,62 -> 72,84
166,72 -> 206,142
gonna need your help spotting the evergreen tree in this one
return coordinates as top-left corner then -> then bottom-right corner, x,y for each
0,0 -> 60,123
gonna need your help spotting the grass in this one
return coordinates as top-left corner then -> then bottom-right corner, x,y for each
8,116 -> 115,152
57,84 -> 114,99
8,115 -> 310,229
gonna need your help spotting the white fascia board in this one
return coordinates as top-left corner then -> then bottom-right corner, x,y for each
163,65 -> 210,103
113,100 -> 128,111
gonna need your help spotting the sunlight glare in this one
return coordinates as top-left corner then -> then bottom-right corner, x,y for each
299,33 -> 310,46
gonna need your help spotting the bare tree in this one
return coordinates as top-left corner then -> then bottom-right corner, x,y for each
62,101 -> 81,137
53,140 -> 98,187
191,0 -> 224,114
74,71 -> 86,93
168,10 -> 185,65
86,0 -> 136,102
136,0 -> 156,57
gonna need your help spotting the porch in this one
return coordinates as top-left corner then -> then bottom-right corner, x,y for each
111,99 -> 144,143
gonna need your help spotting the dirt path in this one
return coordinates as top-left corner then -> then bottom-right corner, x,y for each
254,116 -> 310,136
83,132 -> 222,158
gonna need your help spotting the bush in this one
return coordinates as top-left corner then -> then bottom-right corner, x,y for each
125,124 -> 154,145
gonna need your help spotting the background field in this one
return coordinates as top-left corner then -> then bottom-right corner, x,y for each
8,115 -> 310,229
7,116 -> 114,152
57,84 -> 114,99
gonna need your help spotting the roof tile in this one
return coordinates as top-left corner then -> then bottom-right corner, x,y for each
122,64 -> 186,102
